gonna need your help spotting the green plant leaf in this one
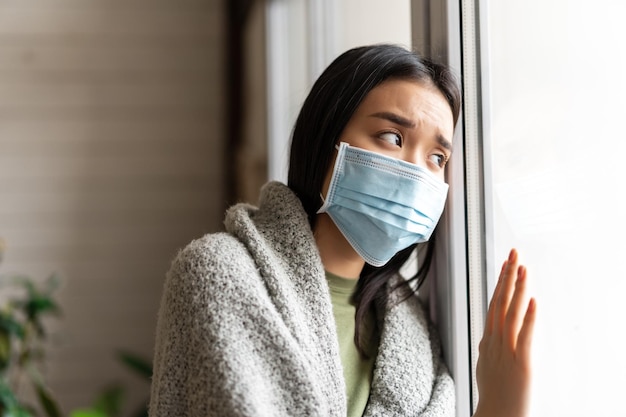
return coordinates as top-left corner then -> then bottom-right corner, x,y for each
0,381 -> 33,417
2,405 -> 34,417
93,384 -> 124,417
32,381 -> 61,417
26,297 -> 60,321
0,379 -> 19,409
117,352 -> 152,380
0,331 -> 11,372
0,313 -> 25,340
0,272 -> 63,417
17,348 -> 33,368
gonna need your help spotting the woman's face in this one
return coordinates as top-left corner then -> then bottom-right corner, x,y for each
314,78 -> 455,273
328,79 -> 454,184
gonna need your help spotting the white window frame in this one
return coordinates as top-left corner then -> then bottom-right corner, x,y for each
412,1 -> 492,416
265,0 -> 339,183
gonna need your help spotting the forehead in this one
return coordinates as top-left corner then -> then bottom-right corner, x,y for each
354,79 -> 454,136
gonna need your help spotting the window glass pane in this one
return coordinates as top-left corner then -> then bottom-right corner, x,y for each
485,1 -> 626,415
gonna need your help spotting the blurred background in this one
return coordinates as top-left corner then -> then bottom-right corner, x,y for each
0,0 -> 412,414
0,0 -> 227,413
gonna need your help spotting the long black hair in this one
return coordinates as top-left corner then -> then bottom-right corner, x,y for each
287,44 -> 461,357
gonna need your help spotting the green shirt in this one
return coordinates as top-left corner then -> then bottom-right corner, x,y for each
326,271 -> 376,417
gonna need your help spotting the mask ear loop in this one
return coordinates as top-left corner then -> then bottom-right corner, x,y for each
318,143 -> 343,210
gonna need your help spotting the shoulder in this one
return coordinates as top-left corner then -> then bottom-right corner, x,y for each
163,232 -> 259,308
170,232 -> 251,277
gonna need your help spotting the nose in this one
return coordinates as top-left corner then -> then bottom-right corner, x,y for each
402,147 -> 424,167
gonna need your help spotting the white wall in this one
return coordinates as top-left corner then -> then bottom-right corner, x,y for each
337,0 -> 411,51
0,0 -> 224,412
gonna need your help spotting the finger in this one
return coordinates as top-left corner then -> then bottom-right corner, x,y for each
503,265 -> 528,348
485,259 -> 507,335
517,298 -> 537,359
494,249 -> 519,335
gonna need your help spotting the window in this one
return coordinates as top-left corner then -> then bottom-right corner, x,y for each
484,1 -> 626,415
265,1 -> 626,416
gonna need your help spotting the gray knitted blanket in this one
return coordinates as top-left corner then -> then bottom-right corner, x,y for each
149,181 -> 454,416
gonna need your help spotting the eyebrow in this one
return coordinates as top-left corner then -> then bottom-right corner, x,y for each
369,111 -> 416,128
368,111 -> 453,152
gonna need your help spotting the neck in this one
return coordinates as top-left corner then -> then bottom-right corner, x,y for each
313,213 -> 364,279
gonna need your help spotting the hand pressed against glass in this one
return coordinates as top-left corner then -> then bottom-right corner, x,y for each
475,249 -> 537,417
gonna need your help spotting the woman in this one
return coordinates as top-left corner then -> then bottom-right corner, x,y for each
149,44 -> 536,417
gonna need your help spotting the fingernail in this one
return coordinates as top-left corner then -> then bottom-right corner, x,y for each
509,248 -> 516,262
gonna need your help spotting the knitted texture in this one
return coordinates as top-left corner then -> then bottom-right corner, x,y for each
149,182 -> 455,417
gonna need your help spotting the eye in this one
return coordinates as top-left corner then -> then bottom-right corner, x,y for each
429,153 -> 448,168
378,131 -> 402,147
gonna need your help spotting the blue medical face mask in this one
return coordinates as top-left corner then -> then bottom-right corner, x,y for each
317,142 -> 449,267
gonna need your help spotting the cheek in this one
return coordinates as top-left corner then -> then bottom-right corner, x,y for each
336,122 -> 373,151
